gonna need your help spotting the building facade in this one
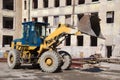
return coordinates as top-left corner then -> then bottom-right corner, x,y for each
22,0 -> 120,58
0,0 -> 22,56
1,0 -> 120,58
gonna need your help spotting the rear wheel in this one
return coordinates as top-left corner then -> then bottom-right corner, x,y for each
40,51 -> 62,73
7,49 -> 21,69
59,51 -> 72,70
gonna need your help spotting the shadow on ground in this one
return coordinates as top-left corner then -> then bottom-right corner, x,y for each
15,64 -> 104,73
82,67 -> 104,72
71,67 -> 104,73
18,64 -> 64,73
19,64 -> 41,70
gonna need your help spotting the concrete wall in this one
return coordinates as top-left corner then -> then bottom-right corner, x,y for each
7,0 -> 120,58
0,0 -> 22,55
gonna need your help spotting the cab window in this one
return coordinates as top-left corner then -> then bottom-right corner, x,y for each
35,23 -> 46,37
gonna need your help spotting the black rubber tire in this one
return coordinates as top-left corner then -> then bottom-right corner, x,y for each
7,49 -> 21,69
59,51 -> 72,70
39,51 -> 62,73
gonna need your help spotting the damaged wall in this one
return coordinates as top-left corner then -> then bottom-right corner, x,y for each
0,0 -> 22,55
21,0 -> 120,58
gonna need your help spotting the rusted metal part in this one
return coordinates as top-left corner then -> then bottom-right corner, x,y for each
0,58 -> 7,62
71,56 -> 120,69
71,58 -> 97,68
72,57 -> 99,64
98,58 -> 120,64
71,62 -> 83,68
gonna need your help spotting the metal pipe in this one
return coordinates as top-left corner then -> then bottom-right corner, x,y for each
28,0 -> 30,21
72,0 -> 75,27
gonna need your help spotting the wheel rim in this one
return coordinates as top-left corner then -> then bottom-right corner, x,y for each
45,58 -> 53,66
10,55 -> 14,64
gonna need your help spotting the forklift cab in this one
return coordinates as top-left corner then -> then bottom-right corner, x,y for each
22,21 -> 49,46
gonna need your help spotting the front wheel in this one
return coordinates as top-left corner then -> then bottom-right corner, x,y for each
7,49 -> 21,69
39,51 -> 62,73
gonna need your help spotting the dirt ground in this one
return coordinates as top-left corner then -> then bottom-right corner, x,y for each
0,62 -> 120,80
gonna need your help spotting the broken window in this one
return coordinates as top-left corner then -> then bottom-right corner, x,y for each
65,34 -> 71,46
78,0 -> 85,4
66,0 -> 71,6
77,14 -> 84,21
91,12 -> 98,16
54,16 -> 59,26
32,17 -> 38,22
92,0 -> 99,2
65,15 -> 71,24
55,0 -> 59,7
77,14 -> 84,26
43,0 -> 48,8
3,0 -> 14,10
90,12 -> 101,37
43,16 -> 48,23
32,0 -> 38,9
2,35 -> 13,47
106,46 -> 112,58
49,28 -> 51,33
3,17 -> 14,29
24,18 -> 27,22
106,11 -> 114,23
77,36 -> 83,46
90,36 -> 97,46
24,0 -> 27,10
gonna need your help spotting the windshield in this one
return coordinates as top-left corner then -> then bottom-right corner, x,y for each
35,23 -> 46,37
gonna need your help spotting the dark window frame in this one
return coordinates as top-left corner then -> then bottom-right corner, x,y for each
77,14 -> 84,20
65,34 -> 71,46
66,0 -> 71,6
43,16 -> 48,23
106,11 -> 114,23
106,46 -> 112,58
77,36 -> 83,46
43,0 -> 48,8
2,35 -> 13,47
55,0 -> 59,7
78,0 -> 85,4
32,0 -> 38,9
24,18 -> 27,22
65,15 -> 71,24
90,36 -> 97,46
92,0 -> 99,2
49,28 -> 51,33
3,0 -> 14,10
24,0 -> 27,10
3,17 -> 14,29
32,17 -> 38,22
54,16 -> 59,26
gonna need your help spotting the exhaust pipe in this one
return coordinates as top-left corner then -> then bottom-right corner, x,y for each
77,14 -> 105,39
